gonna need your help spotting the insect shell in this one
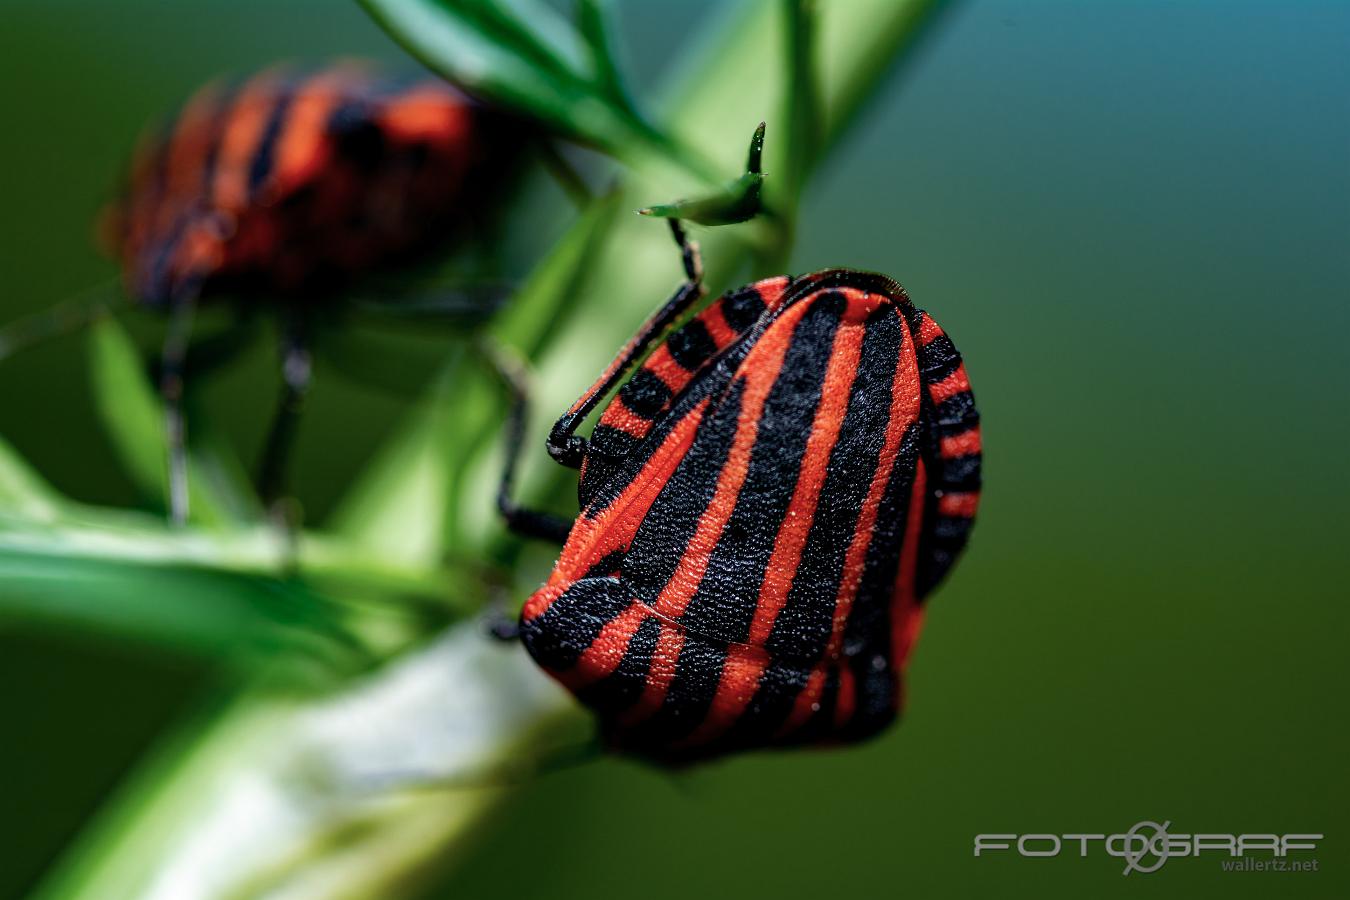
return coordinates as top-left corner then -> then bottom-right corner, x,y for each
103,62 -> 524,307
520,270 -> 982,762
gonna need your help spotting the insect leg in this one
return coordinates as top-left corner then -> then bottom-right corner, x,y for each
257,313 -> 313,520
158,294 -> 198,525
486,339 -> 575,544
544,218 -> 705,468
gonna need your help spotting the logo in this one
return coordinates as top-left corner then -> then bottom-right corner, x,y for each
974,822 -> 1322,876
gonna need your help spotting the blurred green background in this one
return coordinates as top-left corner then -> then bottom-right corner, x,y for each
1,1 -> 1346,897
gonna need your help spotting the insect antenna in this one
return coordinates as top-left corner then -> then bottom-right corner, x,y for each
0,280 -> 123,362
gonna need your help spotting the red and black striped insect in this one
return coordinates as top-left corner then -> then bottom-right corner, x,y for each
499,222 -> 981,761
107,62 -> 520,309
100,62 -> 525,520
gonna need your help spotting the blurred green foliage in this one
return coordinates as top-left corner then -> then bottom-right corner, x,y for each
1,1 -> 1347,899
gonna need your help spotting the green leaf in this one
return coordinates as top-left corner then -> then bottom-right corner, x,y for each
0,500 -> 464,659
16,509 -> 460,598
0,545 -> 354,665
324,354 -> 473,570
88,317 -> 167,499
780,0 -> 821,205
489,188 -> 620,356
87,316 -> 258,527
356,0 -> 692,171
577,0 -> 634,113
456,0 -> 590,82
187,417 -> 267,524
638,122 -> 767,225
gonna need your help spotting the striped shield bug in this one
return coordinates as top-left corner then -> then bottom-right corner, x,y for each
498,219 -> 982,762
104,62 -> 525,312
103,62 -> 532,522
3,62 -> 533,523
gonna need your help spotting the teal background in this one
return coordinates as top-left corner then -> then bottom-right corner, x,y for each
1,1 -> 1346,897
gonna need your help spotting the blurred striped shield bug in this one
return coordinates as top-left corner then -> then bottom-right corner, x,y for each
498,210 -> 982,762
105,62 -> 526,312
3,62 -> 534,523
105,62 -> 531,521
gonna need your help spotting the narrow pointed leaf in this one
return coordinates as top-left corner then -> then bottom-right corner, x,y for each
0,533 -> 365,669
577,0 -> 637,114
325,354 -> 471,569
781,0 -> 821,203
357,0 -> 683,166
638,122 -> 767,224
